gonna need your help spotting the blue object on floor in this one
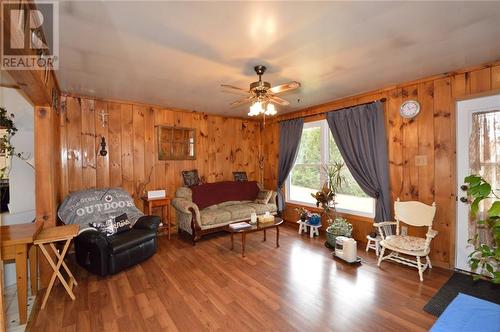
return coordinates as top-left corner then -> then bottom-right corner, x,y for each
308,214 -> 321,225
430,293 -> 500,332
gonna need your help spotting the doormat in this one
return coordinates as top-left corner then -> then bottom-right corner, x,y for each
423,272 -> 500,317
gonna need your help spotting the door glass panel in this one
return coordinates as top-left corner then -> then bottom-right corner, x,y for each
468,110 -> 500,246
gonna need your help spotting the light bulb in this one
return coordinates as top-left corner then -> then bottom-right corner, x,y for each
265,103 -> 277,115
249,101 -> 264,116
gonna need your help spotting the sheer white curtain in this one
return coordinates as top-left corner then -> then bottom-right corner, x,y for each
469,110 -> 500,245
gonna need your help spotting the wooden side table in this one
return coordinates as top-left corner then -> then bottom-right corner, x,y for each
141,196 -> 173,239
34,224 -> 79,309
0,222 -> 42,324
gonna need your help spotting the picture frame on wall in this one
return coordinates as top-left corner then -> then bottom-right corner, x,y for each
157,125 -> 196,160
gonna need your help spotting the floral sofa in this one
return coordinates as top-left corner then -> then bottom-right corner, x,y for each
172,181 -> 277,244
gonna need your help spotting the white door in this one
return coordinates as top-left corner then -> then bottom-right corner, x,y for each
456,94 -> 500,272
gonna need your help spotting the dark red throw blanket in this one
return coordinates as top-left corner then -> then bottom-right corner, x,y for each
191,181 -> 260,210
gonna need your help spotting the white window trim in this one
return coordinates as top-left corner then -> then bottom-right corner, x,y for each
285,119 -> 376,219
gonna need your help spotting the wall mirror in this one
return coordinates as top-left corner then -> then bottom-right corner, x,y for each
157,126 -> 196,160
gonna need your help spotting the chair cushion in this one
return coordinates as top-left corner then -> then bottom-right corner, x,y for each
200,208 -> 232,226
107,229 -> 157,254
385,235 -> 426,251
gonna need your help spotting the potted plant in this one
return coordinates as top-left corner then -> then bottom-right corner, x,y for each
0,107 -> 18,179
294,206 -> 311,222
463,175 -> 499,283
311,162 -> 353,247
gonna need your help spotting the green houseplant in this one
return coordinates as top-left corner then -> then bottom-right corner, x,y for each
311,162 -> 353,247
0,107 -> 18,179
464,175 -> 500,283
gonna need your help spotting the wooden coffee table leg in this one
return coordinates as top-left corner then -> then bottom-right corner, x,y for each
242,233 -> 246,257
230,232 -> 234,250
263,229 -> 266,241
276,226 -> 280,248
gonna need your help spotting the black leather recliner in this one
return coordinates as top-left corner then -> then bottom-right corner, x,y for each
74,215 -> 161,276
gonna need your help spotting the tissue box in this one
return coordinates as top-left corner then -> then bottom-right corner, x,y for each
258,215 -> 275,225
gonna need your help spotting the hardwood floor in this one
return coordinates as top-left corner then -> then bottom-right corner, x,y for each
30,224 -> 452,331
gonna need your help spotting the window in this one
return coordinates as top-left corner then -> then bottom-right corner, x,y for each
286,120 -> 375,218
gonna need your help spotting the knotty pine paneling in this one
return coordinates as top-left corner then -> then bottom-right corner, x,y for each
262,62 -> 500,269
59,95 -> 263,223
35,104 -> 62,287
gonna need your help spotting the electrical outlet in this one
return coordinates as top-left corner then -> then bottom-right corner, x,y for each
415,155 -> 427,166
401,226 -> 408,236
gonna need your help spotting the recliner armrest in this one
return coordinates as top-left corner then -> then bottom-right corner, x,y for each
133,215 -> 161,231
76,229 -> 109,247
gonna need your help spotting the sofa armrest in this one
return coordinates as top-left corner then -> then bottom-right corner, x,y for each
269,191 -> 277,205
172,198 -> 201,222
133,215 -> 161,231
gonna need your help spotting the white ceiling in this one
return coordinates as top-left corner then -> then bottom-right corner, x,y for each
51,1 -> 500,117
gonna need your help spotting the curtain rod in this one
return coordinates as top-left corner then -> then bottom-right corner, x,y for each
278,98 -> 387,123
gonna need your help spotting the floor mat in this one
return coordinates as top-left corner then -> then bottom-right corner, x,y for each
424,272 -> 500,317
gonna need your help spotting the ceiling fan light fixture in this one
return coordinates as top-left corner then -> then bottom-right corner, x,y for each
248,101 -> 264,116
264,103 -> 277,116
222,64 -> 300,117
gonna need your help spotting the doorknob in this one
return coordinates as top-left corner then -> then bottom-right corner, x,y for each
460,197 -> 468,203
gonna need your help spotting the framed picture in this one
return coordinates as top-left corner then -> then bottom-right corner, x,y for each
157,126 -> 196,160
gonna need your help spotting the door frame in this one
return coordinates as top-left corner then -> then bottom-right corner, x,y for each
455,93 -> 500,272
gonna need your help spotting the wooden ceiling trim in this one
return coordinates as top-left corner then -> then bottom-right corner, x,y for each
1,0 -> 61,106
270,59 -> 500,124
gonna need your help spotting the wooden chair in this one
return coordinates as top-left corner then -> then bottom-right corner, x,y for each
376,199 -> 437,281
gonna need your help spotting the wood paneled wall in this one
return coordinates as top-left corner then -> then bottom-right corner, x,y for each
58,95 -> 263,215
262,62 -> 500,268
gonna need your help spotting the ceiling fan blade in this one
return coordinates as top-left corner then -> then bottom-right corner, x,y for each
269,81 -> 301,94
269,95 -> 290,106
221,84 -> 250,96
230,95 -> 256,107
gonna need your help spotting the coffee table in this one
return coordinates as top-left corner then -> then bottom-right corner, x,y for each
223,217 -> 283,257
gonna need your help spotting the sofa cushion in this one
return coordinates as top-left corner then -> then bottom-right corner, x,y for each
242,203 -> 277,214
218,201 -> 241,207
182,169 -> 200,187
192,181 -> 260,209
200,209 -> 232,226
254,190 -> 272,204
233,171 -> 248,182
107,228 -> 157,254
220,204 -> 256,220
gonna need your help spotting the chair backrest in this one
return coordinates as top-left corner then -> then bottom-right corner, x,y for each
394,199 -> 436,227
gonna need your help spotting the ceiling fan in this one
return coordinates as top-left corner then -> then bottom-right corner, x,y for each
221,65 -> 301,117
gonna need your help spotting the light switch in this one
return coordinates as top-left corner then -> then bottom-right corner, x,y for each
415,155 -> 427,166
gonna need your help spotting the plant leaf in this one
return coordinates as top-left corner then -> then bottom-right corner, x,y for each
470,197 -> 482,217
488,201 -> 500,218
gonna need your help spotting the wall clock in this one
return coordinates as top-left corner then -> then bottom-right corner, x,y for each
400,100 -> 420,119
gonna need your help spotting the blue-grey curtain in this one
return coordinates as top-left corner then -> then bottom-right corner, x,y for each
326,101 -> 392,222
277,118 -> 304,211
